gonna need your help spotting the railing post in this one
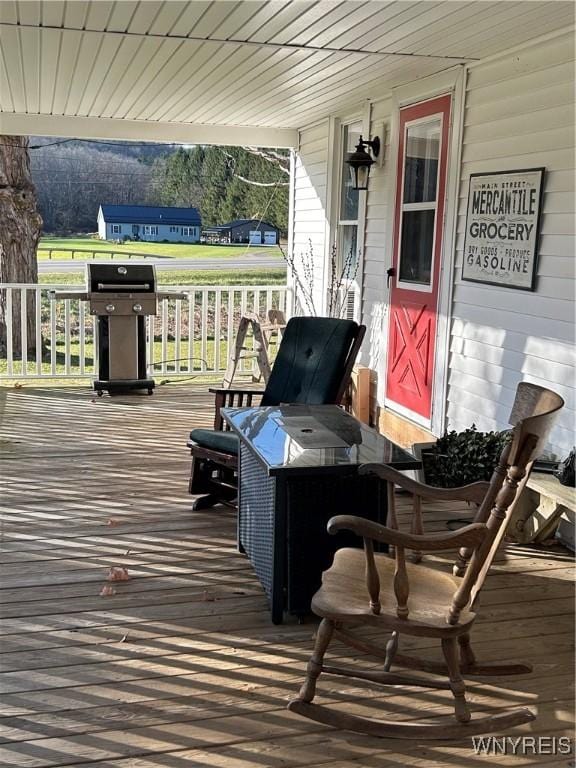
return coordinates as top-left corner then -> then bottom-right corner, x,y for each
79,299 -> 86,376
6,288 -> 13,376
147,314 -> 154,375
50,294 -> 57,375
227,289 -> 234,375
161,297 -> 169,375
64,298 -> 71,375
214,288 -> 222,373
35,286 -> 42,376
240,288 -> 247,375
201,289 -> 208,372
175,297 -> 182,375
188,290 -> 194,373
20,287 -> 27,376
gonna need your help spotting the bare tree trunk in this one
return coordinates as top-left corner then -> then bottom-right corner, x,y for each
0,136 -> 42,358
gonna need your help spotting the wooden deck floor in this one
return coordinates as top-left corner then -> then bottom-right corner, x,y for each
0,384 -> 573,767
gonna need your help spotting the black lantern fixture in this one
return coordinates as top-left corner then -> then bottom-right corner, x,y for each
346,136 -> 380,190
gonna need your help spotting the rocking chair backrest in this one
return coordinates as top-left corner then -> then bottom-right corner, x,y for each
449,383 -> 564,624
261,317 -> 365,407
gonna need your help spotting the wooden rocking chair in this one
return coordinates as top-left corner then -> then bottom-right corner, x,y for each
289,383 -> 564,739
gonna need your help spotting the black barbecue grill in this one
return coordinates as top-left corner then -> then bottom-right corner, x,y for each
53,263 -> 183,396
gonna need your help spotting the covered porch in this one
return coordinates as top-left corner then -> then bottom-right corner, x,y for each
0,1 -> 574,761
0,384 -> 572,766
2,0 -> 573,451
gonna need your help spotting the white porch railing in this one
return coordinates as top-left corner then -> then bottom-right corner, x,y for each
0,283 -> 288,380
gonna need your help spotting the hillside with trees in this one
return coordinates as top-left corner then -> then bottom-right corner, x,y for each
29,139 -> 289,236
160,146 -> 289,235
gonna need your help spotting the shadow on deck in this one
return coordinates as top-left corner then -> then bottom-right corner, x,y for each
0,384 -> 573,767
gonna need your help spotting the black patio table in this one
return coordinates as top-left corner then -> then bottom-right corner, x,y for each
222,404 -> 420,624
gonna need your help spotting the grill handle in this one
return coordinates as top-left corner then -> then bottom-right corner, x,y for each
97,283 -> 151,291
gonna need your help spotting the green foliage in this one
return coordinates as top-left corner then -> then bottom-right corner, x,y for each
158,146 -> 289,235
422,425 -> 511,488
159,146 -> 205,208
200,147 -> 234,226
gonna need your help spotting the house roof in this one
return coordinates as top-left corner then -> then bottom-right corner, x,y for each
1,2 -> 572,146
100,205 -> 201,226
205,220 -> 278,232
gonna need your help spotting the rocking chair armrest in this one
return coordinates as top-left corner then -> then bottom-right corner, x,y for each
359,463 -> 490,505
327,515 -> 487,552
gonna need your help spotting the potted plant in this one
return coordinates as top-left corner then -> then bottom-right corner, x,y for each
415,425 -> 511,488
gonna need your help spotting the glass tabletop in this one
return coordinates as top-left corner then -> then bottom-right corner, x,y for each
222,404 -> 419,475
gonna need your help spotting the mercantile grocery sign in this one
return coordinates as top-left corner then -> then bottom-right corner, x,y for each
462,168 -> 545,291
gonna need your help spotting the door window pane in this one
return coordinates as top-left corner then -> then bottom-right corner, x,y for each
398,210 -> 435,285
403,120 -> 440,204
340,124 -> 362,220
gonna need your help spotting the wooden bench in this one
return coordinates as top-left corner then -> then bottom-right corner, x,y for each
510,471 -> 576,545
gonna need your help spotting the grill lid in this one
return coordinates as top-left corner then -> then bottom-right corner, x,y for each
87,263 -> 156,293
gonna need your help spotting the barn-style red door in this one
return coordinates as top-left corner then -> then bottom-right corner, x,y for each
385,95 -> 451,420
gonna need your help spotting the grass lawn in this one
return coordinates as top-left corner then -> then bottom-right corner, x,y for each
1,334 -> 278,382
39,268 -> 286,286
1,338 -> 225,378
38,236 -> 283,260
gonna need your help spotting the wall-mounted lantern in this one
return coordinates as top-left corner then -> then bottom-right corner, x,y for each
345,136 -> 381,190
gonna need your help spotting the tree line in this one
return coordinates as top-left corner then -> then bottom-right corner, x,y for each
29,139 -> 289,237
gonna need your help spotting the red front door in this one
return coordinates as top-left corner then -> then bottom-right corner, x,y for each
385,94 -> 451,421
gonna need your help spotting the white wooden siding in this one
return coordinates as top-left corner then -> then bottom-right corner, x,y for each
361,98 -> 393,408
448,32 -> 575,458
292,121 -> 330,315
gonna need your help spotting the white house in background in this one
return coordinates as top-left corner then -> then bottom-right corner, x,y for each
97,205 -> 201,243
1,1 -> 573,458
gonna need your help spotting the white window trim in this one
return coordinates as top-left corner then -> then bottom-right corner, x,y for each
111,224 -> 121,234
327,105 -> 370,321
396,111 -> 445,295
340,117 -> 364,322
433,69 -> 467,438
286,149 -> 296,317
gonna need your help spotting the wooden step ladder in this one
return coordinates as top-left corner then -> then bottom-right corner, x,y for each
223,312 -> 284,388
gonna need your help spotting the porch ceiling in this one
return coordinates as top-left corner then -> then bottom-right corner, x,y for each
0,1 -> 573,147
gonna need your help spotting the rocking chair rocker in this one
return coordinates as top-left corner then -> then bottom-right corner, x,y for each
289,382 -> 564,739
